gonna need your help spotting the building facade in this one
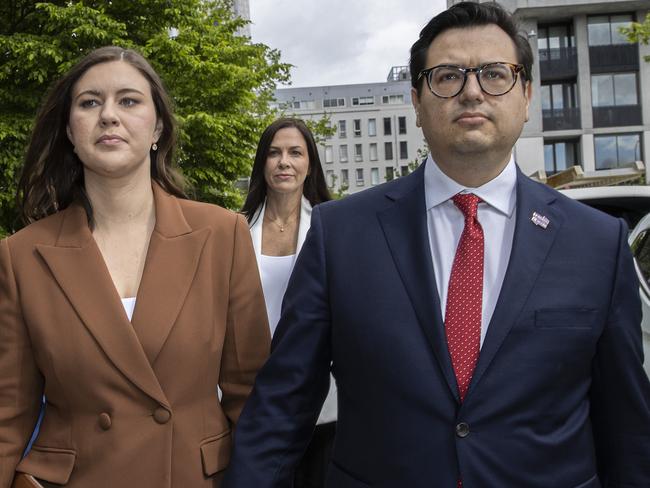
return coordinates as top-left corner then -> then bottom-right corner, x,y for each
448,0 -> 650,180
232,0 -> 251,37
273,67 -> 427,195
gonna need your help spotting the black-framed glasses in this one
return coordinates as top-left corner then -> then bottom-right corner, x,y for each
417,62 -> 526,98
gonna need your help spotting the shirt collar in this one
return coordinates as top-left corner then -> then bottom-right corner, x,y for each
424,153 -> 517,217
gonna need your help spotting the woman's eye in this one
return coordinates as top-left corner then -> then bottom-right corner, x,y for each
120,97 -> 138,107
80,99 -> 98,108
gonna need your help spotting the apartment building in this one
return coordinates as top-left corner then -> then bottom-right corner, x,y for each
273,67 -> 427,194
449,0 -> 650,179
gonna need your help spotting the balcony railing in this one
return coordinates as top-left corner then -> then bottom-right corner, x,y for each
542,107 -> 581,131
589,44 -> 639,73
592,105 -> 642,127
539,47 -> 577,81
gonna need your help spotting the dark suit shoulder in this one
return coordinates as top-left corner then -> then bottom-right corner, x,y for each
318,168 -> 422,218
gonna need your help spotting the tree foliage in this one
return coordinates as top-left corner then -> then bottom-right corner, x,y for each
0,0 -> 291,235
621,13 -> 650,62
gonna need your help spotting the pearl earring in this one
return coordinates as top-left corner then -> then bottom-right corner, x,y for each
152,143 -> 158,151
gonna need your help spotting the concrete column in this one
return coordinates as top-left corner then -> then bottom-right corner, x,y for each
574,15 -> 593,131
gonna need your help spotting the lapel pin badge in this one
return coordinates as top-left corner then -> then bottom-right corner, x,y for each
531,212 -> 549,229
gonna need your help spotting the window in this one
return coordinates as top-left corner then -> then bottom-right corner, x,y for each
382,94 -> 404,104
290,100 -> 315,109
385,142 -> 393,160
537,24 -> 575,61
398,116 -> 407,135
326,169 -> 335,187
385,167 -> 395,181
595,133 -> 641,169
399,141 -> 408,160
324,145 -> 333,164
368,118 -> 377,137
383,117 -> 392,135
591,73 -> 638,107
324,98 -> 345,108
541,82 -> 578,110
338,120 -> 347,138
354,144 -> 363,162
339,145 -> 348,163
400,165 -> 410,176
588,14 -> 633,46
371,168 -> 380,186
543,140 -> 578,174
340,169 -> 349,188
353,119 -> 362,137
356,168 -> 364,186
369,143 -> 378,161
352,96 -> 374,106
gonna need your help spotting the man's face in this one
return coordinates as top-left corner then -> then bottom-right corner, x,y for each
411,24 -> 532,176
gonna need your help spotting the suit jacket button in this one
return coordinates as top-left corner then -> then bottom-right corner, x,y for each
98,413 -> 112,430
455,422 -> 470,438
153,407 -> 171,424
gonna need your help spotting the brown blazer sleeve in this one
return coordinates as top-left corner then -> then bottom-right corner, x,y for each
0,238 -> 43,488
218,214 -> 270,425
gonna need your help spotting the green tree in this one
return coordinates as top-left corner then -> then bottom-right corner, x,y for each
0,0 -> 291,236
621,13 -> 650,62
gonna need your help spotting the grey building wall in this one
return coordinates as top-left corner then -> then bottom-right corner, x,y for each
273,69 -> 427,195
232,0 -> 251,37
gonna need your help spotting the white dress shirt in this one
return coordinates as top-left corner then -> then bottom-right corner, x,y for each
424,154 -> 517,347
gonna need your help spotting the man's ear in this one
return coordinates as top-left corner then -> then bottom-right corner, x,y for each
523,80 -> 532,123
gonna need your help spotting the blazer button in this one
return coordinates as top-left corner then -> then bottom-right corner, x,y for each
153,407 -> 171,424
455,422 -> 470,438
98,412 -> 112,430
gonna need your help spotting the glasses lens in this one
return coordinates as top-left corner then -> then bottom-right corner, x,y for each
429,66 -> 464,97
478,63 -> 516,95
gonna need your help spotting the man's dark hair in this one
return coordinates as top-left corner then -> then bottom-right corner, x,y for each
409,1 -> 533,94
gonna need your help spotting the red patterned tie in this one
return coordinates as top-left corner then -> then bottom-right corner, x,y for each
445,193 -> 483,403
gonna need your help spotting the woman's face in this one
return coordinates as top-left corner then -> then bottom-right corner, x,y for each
264,127 -> 310,198
66,60 -> 162,180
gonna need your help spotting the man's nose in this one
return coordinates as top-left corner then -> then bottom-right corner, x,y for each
459,72 -> 484,102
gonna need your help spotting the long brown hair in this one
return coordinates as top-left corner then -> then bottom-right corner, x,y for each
241,118 -> 331,224
17,46 -> 186,226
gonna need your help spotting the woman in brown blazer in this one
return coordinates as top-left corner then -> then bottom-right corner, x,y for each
0,46 -> 270,488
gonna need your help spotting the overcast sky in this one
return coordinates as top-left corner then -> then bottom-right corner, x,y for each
249,0 -> 448,88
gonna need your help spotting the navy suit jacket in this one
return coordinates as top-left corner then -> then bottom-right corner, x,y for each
224,163 -> 650,488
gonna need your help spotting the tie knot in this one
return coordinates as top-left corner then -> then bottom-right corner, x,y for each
452,193 -> 480,219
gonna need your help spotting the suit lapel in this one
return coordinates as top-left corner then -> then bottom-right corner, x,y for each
378,165 -> 459,399
468,172 -> 564,398
130,184 -> 209,365
36,205 -> 170,408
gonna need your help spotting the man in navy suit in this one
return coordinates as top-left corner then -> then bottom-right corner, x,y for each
224,3 -> 650,487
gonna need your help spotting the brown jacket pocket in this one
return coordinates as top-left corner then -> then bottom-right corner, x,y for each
16,445 -> 76,485
200,431 -> 232,476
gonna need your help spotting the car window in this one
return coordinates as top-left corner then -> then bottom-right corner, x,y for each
630,229 -> 650,292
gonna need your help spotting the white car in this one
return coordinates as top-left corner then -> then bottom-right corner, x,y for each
561,186 -> 650,377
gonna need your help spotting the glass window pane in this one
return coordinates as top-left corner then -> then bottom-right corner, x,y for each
544,144 -> 555,173
614,73 -> 638,105
595,136 -> 617,169
537,27 -> 549,51
554,143 -> 568,171
588,16 -> 610,46
552,84 -> 564,109
565,141 -> 576,166
618,134 -> 640,164
591,75 -> 613,107
541,85 -> 552,110
611,15 -> 633,44
548,25 -> 566,49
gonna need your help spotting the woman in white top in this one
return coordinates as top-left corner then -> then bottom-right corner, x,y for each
241,118 -> 335,488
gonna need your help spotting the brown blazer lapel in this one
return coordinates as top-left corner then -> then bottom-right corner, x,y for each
35,204 -> 170,408
131,185 -> 209,365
